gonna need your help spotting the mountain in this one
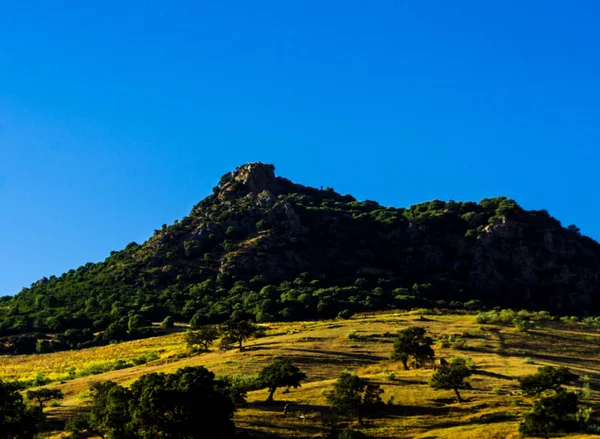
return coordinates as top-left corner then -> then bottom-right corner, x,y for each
1,162 -> 599,353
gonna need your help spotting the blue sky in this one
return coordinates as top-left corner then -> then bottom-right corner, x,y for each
1,1 -> 599,296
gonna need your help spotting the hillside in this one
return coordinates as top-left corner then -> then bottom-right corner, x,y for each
1,162 -> 600,354
6,311 -> 600,438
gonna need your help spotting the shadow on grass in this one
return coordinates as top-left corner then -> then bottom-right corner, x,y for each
419,411 -> 519,432
380,403 -> 471,418
41,407 -> 92,436
472,369 -> 517,381
283,347 -> 386,362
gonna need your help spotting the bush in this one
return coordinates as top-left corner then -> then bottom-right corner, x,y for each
337,309 -> 354,320
325,372 -> 383,426
519,391 -> 579,438
160,316 -> 174,329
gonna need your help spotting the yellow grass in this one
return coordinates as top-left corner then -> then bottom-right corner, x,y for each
3,311 -> 599,438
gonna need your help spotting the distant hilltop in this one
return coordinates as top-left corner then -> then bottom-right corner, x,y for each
1,162 -> 599,354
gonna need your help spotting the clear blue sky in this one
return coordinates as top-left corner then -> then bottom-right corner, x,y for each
1,1 -> 599,296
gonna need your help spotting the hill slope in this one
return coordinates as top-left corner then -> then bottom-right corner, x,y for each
8,311 -> 600,438
1,162 -> 599,352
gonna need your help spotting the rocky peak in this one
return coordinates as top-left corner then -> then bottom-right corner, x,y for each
219,162 -> 279,199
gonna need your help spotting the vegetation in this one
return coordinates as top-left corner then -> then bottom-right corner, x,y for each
0,312 -> 599,438
519,365 -> 579,395
518,365 -> 588,438
0,380 -> 40,439
80,367 -> 237,439
185,326 -> 219,352
257,357 -> 306,402
25,388 -> 63,411
390,326 -> 434,370
1,163 -> 600,354
428,357 -> 473,403
219,319 -> 262,352
325,372 -> 383,426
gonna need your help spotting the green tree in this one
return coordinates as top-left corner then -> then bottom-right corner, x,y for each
130,367 -> 235,439
185,326 -> 219,352
88,381 -> 137,439
25,388 -> 63,411
35,340 -> 52,354
0,380 -> 40,439
428,357 -> 473,403
160,316 -> 174,329
325,372 -> 383,426
519,390 -> 579,439
390,326 -> 434,370
258,358 -> 307,402
127,314 -> 149,331
519,366 -> 579,395
220,320 -> 261,352
87,367 -> 236,439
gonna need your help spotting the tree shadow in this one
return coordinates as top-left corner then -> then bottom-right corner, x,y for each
284,347 -> 386,362
380,403 -> 471,418
472,369 -> 517,381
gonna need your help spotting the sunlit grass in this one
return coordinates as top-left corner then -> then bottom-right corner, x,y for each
4,311 -> 599,438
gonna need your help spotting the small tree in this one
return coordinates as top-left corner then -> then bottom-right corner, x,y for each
160,316 -> 174,329
220,320 -> 261,352
127,314 -> 149,331
325,372 -> 383,426
391,326 -> 434,370
519,366 -> 578,395
25,388 -> 64,411
185,326 -> 219,352
258,358 -> 307,402
519,390 -> 579,439
428,357 -> 472,402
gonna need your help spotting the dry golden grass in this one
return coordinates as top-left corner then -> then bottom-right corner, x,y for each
4,311 -> 599,438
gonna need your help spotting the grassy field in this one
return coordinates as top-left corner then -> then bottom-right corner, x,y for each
3,311 -> 599,438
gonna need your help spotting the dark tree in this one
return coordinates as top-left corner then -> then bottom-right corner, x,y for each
25,388 -> 64,411
0,380 -> 40,439
88,381 -> 137,439
519,366 -> 579,395
185,326 -> 219,351
160,316 -> 174,329
127,314 -> 149,331
258,358 -> 307,402
428,357 -> 472,402
220,320 -> 261,352
325,372 -> 383,426
87,367 -> 236,439
390,326 -> 434,370
129,367 -> 236,439
519,390 -> 579,439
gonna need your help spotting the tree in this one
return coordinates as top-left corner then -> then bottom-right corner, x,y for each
519,390 -> 579,439
258,358 -> 307,402
0,380 -> 40,439
220,320 -> 261,352
129,367 -> 236,439
25,388 -> 64,411
325,372 -> 383,426
428,357 -> 473,402
127,314 -> 149,331
160,316 -> 174,329
87,367 -> 237,439
88,381 -> 137,439
519,366 -> 579,395
390,326 -> 434,370
185,326 -> 219,352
